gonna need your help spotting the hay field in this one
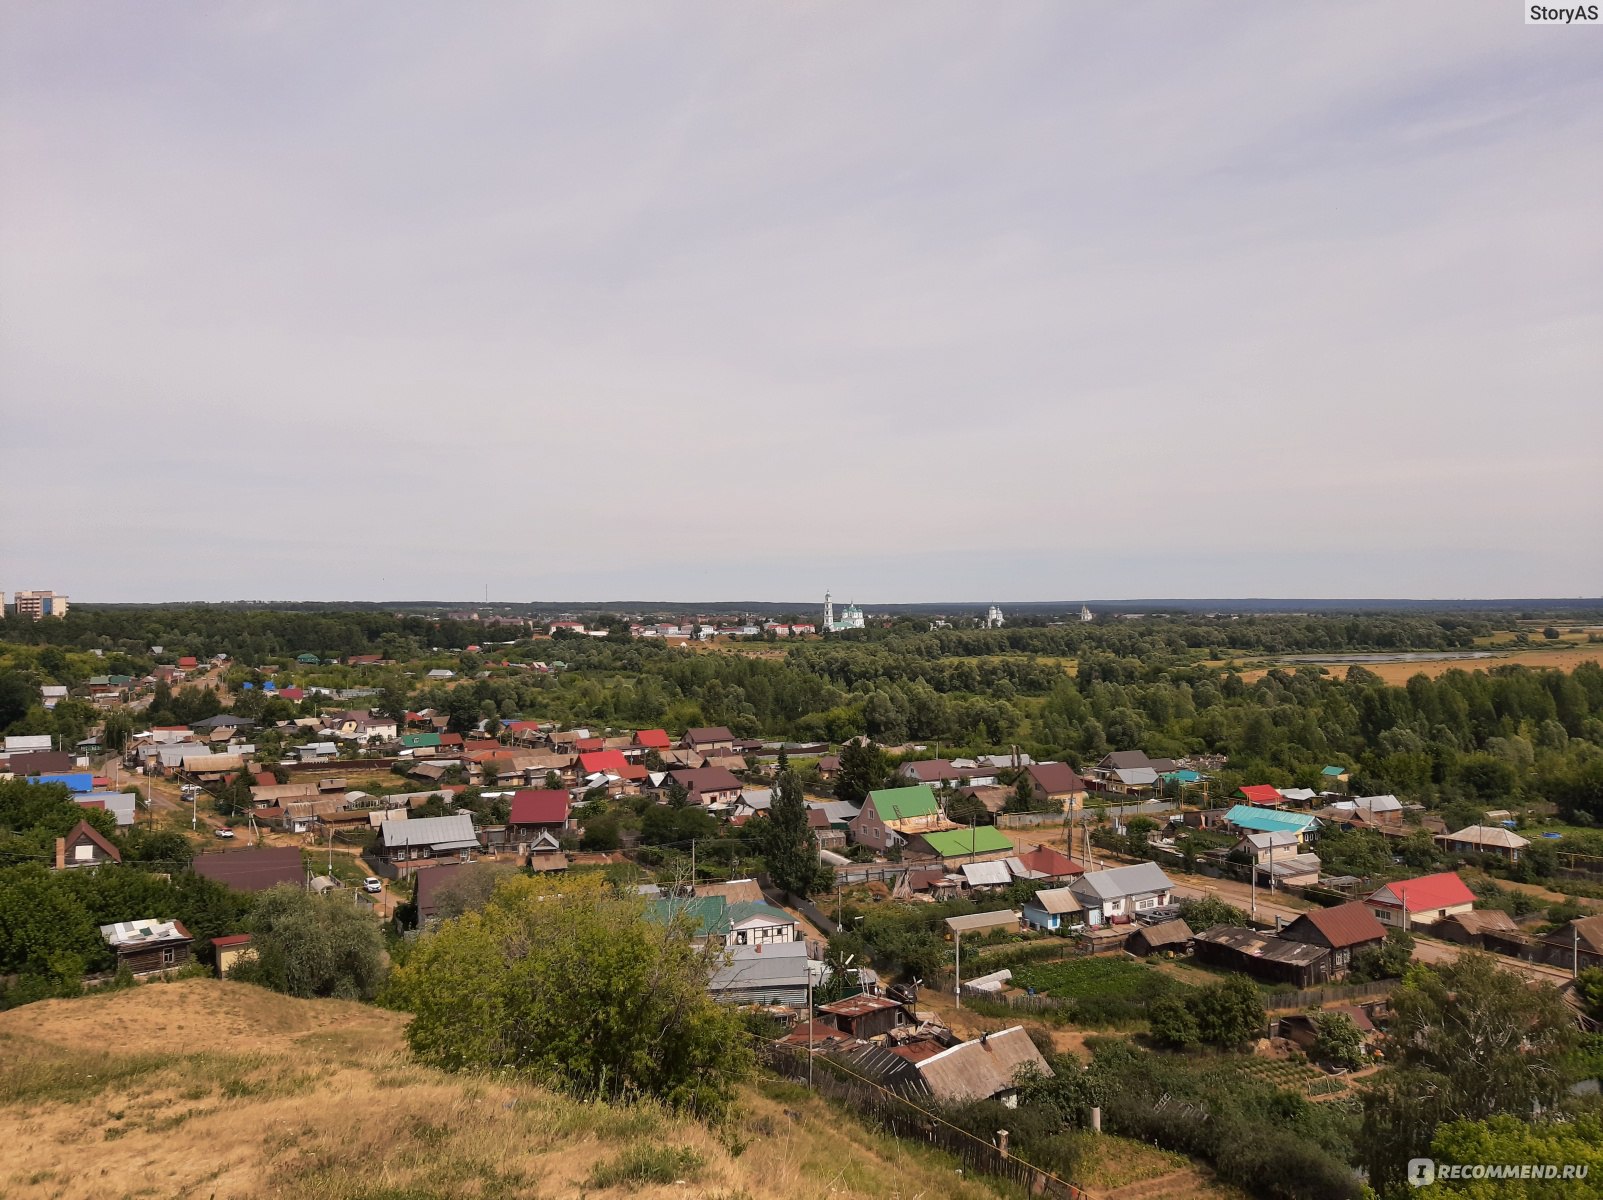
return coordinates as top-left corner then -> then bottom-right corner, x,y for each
0,980 -> 1020,1200
1236,645 -> 1601,685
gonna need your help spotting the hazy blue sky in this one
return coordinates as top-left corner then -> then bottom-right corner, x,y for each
3,3 -> 1599,604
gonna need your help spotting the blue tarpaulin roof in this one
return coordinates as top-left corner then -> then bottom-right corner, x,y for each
30,772 -> 95,794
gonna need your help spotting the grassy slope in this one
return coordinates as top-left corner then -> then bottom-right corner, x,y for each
0,979 -> 1028,1200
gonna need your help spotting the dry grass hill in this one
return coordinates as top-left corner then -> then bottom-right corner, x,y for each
0,979 -> 1029,1200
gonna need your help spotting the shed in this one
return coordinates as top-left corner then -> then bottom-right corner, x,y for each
1126,918 -> 1193,956
1192,925 -> 1331,988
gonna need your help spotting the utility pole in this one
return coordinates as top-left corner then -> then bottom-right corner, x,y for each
1574,925 -> 1581,980
690,838 -> 696,888
1249,840 -> 1257,921
954,929 -> 963,1009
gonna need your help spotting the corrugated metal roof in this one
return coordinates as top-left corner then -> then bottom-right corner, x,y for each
380,813 -> 476,848
944,909 -> 1021,934
961,860 -> 1013,888
1071,862 -> 1173,902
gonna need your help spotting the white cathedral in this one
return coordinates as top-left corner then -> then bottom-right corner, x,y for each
824,592 -> 865,632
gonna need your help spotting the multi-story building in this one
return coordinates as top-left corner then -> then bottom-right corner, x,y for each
15,590 -> 69,619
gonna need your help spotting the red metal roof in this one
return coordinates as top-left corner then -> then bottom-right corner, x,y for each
1017,843 -> 1085,878
1370,871 -> 1475,912
1237,785 -> 1284,805
509,789 -> 570,826
578,750 -> 628,774
575,737 -> 604,753
633,729 -> 671,748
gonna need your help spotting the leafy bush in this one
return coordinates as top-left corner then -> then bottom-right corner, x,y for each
587,1143 -> 705,1187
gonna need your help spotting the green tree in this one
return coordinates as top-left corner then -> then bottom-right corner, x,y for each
760,769 -> 820,898
1147,994 -> 1201,1048
1348,927 -> 1415,982
1310,1010 -> 1364,1069
1424,1114 -> 1603,1199
229,884 -> 387,1000
1188,975 -> 1264,1048
1176,895 -> 1248,930
834,739 -> 889,806
1359,953 -> 1580,1193
391,874 -> 751,1116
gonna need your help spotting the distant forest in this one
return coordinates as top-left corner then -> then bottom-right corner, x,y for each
3,606 -> 1601,827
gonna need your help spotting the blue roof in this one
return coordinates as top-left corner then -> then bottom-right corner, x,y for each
30,772 -> 95,794
1223,804 -> 1316,834
241,682 -> 255,689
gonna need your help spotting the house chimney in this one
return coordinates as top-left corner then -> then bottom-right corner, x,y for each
55,837 -> 66,871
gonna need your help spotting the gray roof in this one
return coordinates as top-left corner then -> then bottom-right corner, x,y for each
961,860 -> 1013,888
1112,767 -> 1159,786
914,1027 -> 1051,1102
379,813 -> 477,850
812,800 -> 862,824
1243,830 -> 1302,850
1071,861 -> 1173,902
708,941 -> 811,992
944,909 -> 1021,934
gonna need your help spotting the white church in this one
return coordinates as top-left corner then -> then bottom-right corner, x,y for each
824,592 -> 865,632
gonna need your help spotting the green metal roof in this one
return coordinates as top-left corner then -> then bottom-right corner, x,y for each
919,826 -> 1014,858
401,733 -> 442,749
1321,765 -> 1347,776
867,785 -> 939,820
1161,769 -> 1202,783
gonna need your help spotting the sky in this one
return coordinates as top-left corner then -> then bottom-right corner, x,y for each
2,3 -> 1600,605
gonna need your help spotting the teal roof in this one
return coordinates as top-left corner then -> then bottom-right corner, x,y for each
1161,769 -> 1202,783
296,653 -> 320,663
919,826 -> 1014,858
867,785 -> 939,821
401,733 -> 442,749
1321,765 -> 1347,776
723,901 -> 797,929
1223,805 -> 1316,834
646,896 -> 727,935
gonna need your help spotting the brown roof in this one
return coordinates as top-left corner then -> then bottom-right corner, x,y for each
191,846 -> 306,893
684,726 -> 735,744
1016,843 -> 1085,879
414,861 -> 470,922
817,994 -> 902,1018
1442,909 -> 1522,937
1129,918 -> 1192,949
6,750 -> 75,775
668,767 -> 744,794
1566,914 -> 1603,953
64,819 -> 122,863
1028,762 -> 1087,796
1284,901 -> 1388,949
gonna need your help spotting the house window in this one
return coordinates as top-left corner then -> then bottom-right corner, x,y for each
161,948 -> 175,965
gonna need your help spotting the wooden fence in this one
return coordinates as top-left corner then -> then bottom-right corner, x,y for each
758,1041 -> 1088,1198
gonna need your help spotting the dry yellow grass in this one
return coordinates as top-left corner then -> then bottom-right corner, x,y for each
1235,645 -> 1601,685
0,980 -> 1023,1200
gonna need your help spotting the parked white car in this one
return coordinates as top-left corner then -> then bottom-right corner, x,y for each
363,877 -> 383,894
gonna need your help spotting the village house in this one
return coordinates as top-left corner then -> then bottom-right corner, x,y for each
913,1027 -> 1052,1107
1235,784 -> 1286,807
507,788 -> 572,855
99,919 -> 193,978
1022,762 -> 1089,809
897,759 -> 999,789
1277,901 -> 1388,977
1070,862 -> 1174,926
1365,871 -> 1475,930
1434,909 -> 1526,953
708,940 -> 811,1007
1222,804 -> 1318,842
371,813 -> 479,874
1192,926 -> 1332,988
665,766 -> 744,807
682,726 -> 735,752
646,894 -> 799,949
849,785 -> 956,850
632,728 -> 671,750
1010,842 -> 1085,883
54,820 -> 121,870
1020,886 -> 1083,932
1126,918 -> 1193,956
1439,825 -> 1531,864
